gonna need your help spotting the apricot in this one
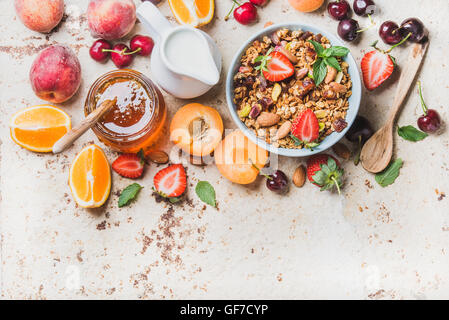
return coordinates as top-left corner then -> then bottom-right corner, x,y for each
288,0 -> 324,12
214,130 -> 268,185
30,45 -> 81,104
170,103 -> 223,157
87,0 -> 136,40
14,0 -> 64,33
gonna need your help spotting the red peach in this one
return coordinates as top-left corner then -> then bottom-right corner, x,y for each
87,0 -> 136,40
30,45 -> 81,104
14,0 -> 64,33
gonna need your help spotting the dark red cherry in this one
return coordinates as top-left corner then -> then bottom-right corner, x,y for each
417,81 -> 441,133
400,18 -> 428,43
353,0 -> 376,16
234,2 -> 258,25
379,21 -> 403,45
327,0 -> 351,21
266,170 -> 289,194
130,35 -> 154,56
110,44 -> 134,68
338,19 -> 360,41
89,39 -> 112,62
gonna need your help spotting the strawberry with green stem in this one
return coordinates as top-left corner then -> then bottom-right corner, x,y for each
307,154 -> 344,194
254,48 -> 294,82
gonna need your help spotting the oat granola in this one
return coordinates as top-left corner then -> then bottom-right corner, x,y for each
233,28 -> 353,149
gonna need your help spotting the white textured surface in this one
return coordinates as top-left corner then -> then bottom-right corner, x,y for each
0,0 -> 449,299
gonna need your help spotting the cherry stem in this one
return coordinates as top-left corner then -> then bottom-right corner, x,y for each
249,159 -> 272,180
385,32 -> 411,53
357,14 -> 376,33
417,81 -> 428,115
354,135 -> 361,166
102,47 -> 141,56
331,176 -> 341,195
225,0 -> 240,21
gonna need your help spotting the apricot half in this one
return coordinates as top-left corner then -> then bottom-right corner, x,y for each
288,0 -> 324,12
214,130 -> 268,185
170,103 -> 224,157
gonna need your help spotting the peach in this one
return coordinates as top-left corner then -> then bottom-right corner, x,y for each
87,0 -> 136,40
170,103 -> 224,157
14,0 -> 64,33
214,130 -> 268,185
30,45 -> 81,104
288,0 -> 324,12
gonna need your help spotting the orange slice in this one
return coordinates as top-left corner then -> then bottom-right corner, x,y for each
10,105 -> 71,153
69,144 -> 111,208
168,0 -> 215,27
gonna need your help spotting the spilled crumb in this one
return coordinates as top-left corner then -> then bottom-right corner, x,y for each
375,203 -> 392,223
96,221 -> 106,230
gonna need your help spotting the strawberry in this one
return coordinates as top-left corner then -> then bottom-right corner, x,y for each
361,50 -> 395,91
291,109 -> 320,145
112,153 -> 144,179
255,49 -> 294,82
306,154 -> 343,194
153,164 -> 187,199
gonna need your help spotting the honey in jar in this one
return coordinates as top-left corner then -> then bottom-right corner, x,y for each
85,70 -> 166,153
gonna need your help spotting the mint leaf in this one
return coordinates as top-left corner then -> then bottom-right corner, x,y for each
397,125 -> 428,142
313,59 -> 327,86
289,134 -> 302,146
308,40 -> 324,56
195,181 -> 216,207
324,46 -> 349,57
324,56 -> 341,72
375,159 -> 403,187
118,183 -> 143,208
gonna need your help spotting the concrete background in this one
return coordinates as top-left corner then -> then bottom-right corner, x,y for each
0,0 -> 448,299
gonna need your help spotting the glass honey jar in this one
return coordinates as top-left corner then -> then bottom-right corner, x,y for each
85,70 -> 166,153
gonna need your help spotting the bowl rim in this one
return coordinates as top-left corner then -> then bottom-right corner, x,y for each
225,22 -> 362,157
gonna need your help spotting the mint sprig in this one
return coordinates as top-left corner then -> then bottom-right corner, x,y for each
195,181 -> 216,207
397,125 -> 428,142
375,159 -> 403,187
308,40 -> 349,86
118,183 -> 143,208
254,48 -> 273,77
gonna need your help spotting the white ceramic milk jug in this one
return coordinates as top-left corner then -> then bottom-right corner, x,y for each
136,2 -> 222,99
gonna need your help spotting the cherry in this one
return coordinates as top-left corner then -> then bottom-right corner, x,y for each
110,44 -> 135,68
417,81 -> 441,133
353,0 -> 376,16
345,116 -> 374,165
89,39 -> 112,62
250,0 -> 269,6
338,19 -> 360,41
227,2 -> 258,25
400,18 -> 428,43
379,21 -> 403,45
130,35 -> 155,57
266,170 -> 289,194
327,0 -> 351,21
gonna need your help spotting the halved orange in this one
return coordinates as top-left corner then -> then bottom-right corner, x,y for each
10,105 -> 71,153
168,0 -> 215,27
69,144 -> 111,208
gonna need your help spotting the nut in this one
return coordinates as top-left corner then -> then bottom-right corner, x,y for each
295,68 -> 309,80
249,104 -> 261,118
324,66 -> 337,84
292,165 -> 306,188
274,121 -> 292,140
238,104 -> 251,118
256,112 -> 281,127
146,150 -> 169,164
330,82 -> 347,93
271,83 -> 282,102
332,142 -> 351,160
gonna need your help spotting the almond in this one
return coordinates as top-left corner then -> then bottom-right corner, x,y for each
146,150 -> 169,164
274,121 -> 292,140
256,112 -> 281,127
332,142 -> 351,160
295,68 -> 309,80
292,165 -> 306,188
325,66 -> 337,84
330,82 -> 347,93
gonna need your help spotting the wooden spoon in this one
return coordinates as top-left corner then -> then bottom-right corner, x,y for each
52,98 -> 117,154
360,42 -> 429,173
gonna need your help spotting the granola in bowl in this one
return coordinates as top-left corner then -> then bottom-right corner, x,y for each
232,27 -> 353,150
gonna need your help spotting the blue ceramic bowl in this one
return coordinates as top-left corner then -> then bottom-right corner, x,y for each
226,23 -> 362,157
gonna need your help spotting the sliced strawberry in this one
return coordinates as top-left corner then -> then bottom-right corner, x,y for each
262,51 -> 294,82
153,164 -> 186,198
291,109 -> 319,143
112,153 -> 144,179
361,50 -> 395,91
